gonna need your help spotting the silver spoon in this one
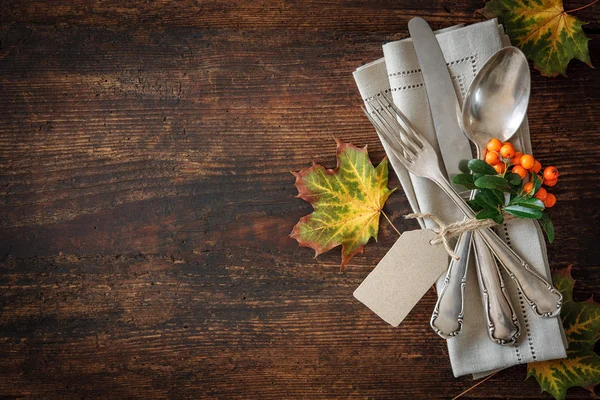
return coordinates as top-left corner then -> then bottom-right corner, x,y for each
432,47 -> 528,344
462,46 -> 531,144
463,47 -> 530,345
463,47 -> 562,341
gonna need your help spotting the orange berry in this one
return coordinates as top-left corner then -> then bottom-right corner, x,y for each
535,187 -> 548,201
533,160 -> 542,173
543,166 -> 559,181
512,165 -> 527,179
500,144 -> 515,159
511,152 -> 523,165
493,163 -> 506,174
544,193 -> 557,208
485,151 -> 501,165
520,154 -> 535,170
487,138 -> 503,152
523,182 -> 534,193
544,178 -> 558,187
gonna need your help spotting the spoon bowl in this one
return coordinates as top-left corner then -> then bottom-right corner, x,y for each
462,46 -> 530,147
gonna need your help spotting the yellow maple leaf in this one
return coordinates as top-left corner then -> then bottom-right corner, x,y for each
290,138 -> 394,269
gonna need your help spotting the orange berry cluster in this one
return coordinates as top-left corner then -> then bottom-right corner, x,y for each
485,138 -> 559,208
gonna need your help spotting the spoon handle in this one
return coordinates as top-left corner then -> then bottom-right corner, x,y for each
472,233 -> 520,345
430,230 -> 471,339
475,227 -> 563,318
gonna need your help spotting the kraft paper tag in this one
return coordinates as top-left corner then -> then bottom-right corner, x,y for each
354,229 -> 449,327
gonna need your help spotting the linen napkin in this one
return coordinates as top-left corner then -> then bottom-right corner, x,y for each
353,19 -> 567,378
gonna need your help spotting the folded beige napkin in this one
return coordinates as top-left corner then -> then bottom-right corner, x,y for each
353,18 -> 567,378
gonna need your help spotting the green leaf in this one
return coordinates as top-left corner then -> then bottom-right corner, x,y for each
527,266 -> 600,399
518,197 -> 546,211
505,172 -> 522,186
504,205 -> 543,219
490,188 -> 507,206
479,0 -> 593,77
459,159 -> 471,174
539,213 -> 555,243
467,199 -> 484,212
290,138 -> 394,268
468,159 -> 497,175
511,196 -> 546,210
492,212 -> 504,225
452,173 -> 477,190
475,189 -> 503,210
475,175 -> 515,193
476,209 -> 503,224
509,195 -> 527,205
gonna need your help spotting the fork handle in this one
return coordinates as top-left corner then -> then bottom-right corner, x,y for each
432,227 -> 520,344
432,174 -> 562,318
430,230 -> 471,339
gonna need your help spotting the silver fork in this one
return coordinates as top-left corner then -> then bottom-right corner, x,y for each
362,94 -> 563,321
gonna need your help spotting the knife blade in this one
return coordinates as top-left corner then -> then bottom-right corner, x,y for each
407,17 -> 471,187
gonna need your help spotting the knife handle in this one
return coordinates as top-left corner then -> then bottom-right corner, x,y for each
430,230 -> 471,339
472,232 -> 520,345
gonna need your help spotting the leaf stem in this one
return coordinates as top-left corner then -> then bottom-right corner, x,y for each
381,210 -> 401,237
566,0 -> 599,13
501,158 -> 509,178
451,371 -> 499,400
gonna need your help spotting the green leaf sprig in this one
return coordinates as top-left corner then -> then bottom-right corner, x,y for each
453,158 -> 555,243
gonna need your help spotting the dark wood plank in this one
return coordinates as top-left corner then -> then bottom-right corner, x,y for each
1,0 -> 598,31
0,0 -> 599,398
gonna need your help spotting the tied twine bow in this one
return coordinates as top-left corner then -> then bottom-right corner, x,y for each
404,212 -> 516,260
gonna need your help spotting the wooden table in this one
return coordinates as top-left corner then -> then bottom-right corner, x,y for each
1,1 -> 598,398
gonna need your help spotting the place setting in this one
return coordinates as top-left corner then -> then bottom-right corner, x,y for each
291,14 -> 598,399
2,1 -> 598,398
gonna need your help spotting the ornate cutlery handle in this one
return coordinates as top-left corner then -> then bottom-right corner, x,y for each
433,173 -> 563,318
430,230 -> 471,339
472,233 -> 520,345
475,227 -> 562,317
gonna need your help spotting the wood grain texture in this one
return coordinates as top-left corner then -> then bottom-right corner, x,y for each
0,0 -> 599,398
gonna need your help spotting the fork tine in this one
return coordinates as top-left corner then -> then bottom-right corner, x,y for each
361,105 -> 397,148
373,96 -> 423,154
372,97 -> 405,136
381,92 -> 426,148
370,106 -> 417,160
368,97 -> 415,157
377,94 -> 423,148
360,105 -> 388,136
360,106 -> 413,166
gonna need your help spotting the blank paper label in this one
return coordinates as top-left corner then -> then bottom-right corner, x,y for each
354,229 -> 449,327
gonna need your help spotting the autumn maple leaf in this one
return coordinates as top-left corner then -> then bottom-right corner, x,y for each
290,138 -> 394,269
479,0 -> 593,77
527,265 -> 600,399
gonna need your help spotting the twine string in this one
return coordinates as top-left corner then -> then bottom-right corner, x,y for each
404,212 -> 515,259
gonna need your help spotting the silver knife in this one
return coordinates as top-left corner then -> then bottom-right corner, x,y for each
408,17 -> 520,344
